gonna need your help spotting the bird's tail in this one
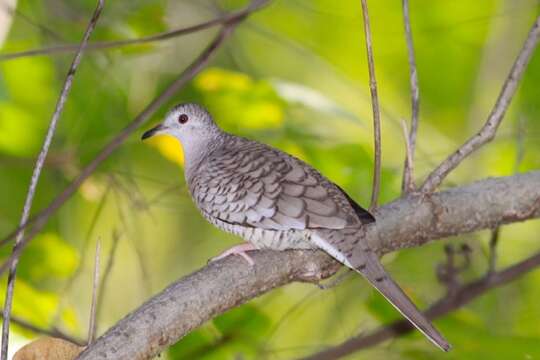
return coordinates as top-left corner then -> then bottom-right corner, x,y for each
311,229 -> 450,351
358,250 -> 451,351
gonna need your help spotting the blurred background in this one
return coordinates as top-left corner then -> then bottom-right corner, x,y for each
1,0 -> 540,358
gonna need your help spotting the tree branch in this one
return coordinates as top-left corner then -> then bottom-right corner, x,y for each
0,1 -> 104,358
0,0 -> 268,277
301,244 -> 540,360
401,0 -> 420,193
87,241 -> 101,345
0,0 -> 269,62
0,310 -> 84,346
359,0 -> 382,210
420,15 -> 540,193
77,172 -> 540,360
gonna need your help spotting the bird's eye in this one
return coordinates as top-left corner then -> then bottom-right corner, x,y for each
178,114 -> 189,124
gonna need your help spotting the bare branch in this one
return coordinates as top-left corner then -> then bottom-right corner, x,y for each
487,228 -> 500,275
52,184 -> 112,325
436,244 -> 471,295
359,0 -> 382,209
401,0 -> 420,193
88,241 -> 101,345
0,1 -> 104,358
0,2 -> 64,41
0,0 -> 269,277
0,309 -> 84,346
421,15 -> 540,193
301,245 -> 540,360
0,0 -> 269,62
400,119 -> 414,191
96,230 -> 121,327
316,270 -> 353,290
78,172 -> 540,360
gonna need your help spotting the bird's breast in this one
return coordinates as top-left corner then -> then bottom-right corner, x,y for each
202,212 -> 315,250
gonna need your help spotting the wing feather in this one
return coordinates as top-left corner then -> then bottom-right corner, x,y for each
190,138 -> 371,231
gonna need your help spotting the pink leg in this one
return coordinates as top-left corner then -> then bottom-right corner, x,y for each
211,243 -> 257,266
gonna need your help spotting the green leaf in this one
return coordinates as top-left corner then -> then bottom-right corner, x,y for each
16,233 -> 79,285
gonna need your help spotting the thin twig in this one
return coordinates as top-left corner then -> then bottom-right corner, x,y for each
96,230 -> 121,326
359,0 -> 382,209
0,1 -> 266,277
301,247 -> 540,360
88,240 -> 101,344
0,2 -> 64,41
487,228 -> 500,275
400,119 -> 414,191
401,0 -> 420,193
0,0 -> 269,61
317,270 -> 354,290
0,1 -> 104,358
0,310 -> 84,346
421,15 -> 540,193
52,183 -> 111,325
112,184 -> 152,294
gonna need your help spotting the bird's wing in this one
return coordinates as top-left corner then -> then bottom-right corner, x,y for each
191,139 -> 373,231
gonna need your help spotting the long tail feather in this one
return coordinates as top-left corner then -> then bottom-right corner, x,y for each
358,252 -> 451,351
311,231 -> 451,351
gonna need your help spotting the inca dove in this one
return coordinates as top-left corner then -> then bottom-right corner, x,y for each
142,103 -> 450,351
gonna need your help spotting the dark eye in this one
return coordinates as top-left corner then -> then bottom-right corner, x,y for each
178,114 -> 189,124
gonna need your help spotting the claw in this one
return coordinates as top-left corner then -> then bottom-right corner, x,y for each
210,243 -> 257,266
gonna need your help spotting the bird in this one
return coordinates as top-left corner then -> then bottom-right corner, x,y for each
141,103 -> 450,351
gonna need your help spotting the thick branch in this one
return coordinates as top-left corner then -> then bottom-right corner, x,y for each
78,172 -> 540,360
421,15 -> 540,193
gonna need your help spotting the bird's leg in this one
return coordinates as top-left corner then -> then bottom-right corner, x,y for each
210,242 -> 257,266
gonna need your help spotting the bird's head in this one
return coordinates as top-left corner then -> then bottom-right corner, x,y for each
141,103 -> 219,143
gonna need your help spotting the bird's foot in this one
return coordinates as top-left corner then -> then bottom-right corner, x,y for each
210,243 -> 257,266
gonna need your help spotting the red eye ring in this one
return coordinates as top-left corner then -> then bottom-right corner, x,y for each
178,114 -> 189,124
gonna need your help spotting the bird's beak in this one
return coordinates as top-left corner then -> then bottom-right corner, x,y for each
141,123 -> 167,140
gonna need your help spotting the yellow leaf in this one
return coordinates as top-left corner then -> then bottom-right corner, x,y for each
242,101 -> 284,129
195,67 -> 252,92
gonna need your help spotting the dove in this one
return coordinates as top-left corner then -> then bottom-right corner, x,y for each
141,103 -> 450,351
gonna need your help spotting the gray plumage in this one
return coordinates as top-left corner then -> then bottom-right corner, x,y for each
142,103 -> 451,351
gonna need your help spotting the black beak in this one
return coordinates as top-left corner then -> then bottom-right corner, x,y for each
141,123 -> 166,140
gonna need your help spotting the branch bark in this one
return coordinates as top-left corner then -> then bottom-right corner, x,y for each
77,171 -> 540,360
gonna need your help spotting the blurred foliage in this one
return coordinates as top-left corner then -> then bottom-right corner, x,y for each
0,0 -> 540,359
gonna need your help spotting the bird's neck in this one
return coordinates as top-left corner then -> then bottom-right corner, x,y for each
181,130 -> 227,182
